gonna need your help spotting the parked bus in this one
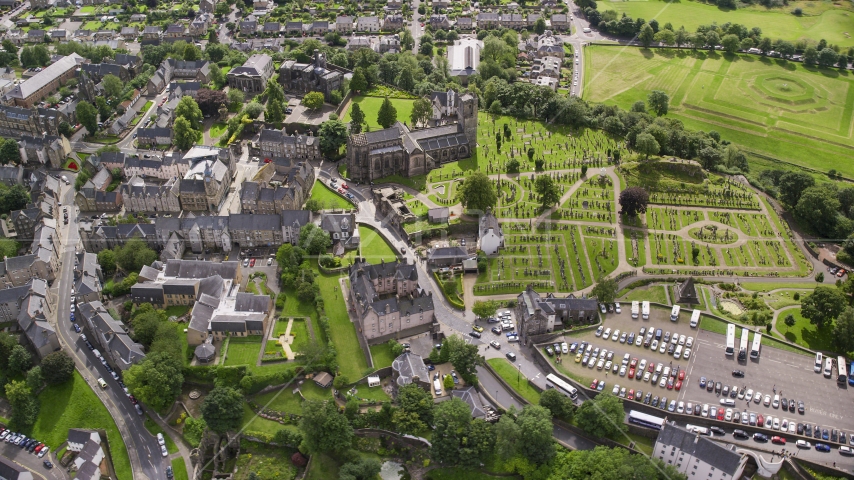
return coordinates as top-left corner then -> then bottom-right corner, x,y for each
750,333 -> 762,359
690,309 -> 701,328
725,324 -> 736,356
837,356 -> 847,385
738,328 -> 750,361
642,301 -> 650,320
628,410 -> 665,430
631,301 -> 639,319
545,373 -> 578,400
848,362 -> 854,386
670,305 -> 680,322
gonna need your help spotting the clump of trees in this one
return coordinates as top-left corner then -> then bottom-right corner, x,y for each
124,303 -> 185,412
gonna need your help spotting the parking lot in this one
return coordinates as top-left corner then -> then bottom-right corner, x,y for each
0,436 -> 63,480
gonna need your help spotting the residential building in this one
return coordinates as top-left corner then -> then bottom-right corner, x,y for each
81,62 -> 131,82
75,174 -> 122,212
142,25 -> 162,39
147,59 -> 211,95
391,352 -> 429,391
378,35 -> 401,53
179,146 -> 233,212
279,51 -> 343,101
199,0 -> 215,13
447,38 -> 482,83
262,21 -> 280,35
120,175 -> 182,213
346,90 -> 477,182
165,24 -> 186,38
0,452 -> 35,480
478,210 -> 503,255
320,213 -> 360,255
257,127 -> 321,160
18,134 -> 71,168
347,36 -> 372,52
66,429 -> 105,480
231,37 -> 285,53
356,16 -> 380,32
285,22 -> 303,36
531,55 -> 562,79
500,13 -> 524,29
476,12 -> 499,29
78,221 -> 156,253
515,285 -> 599,343
336,16 -> 354,33
456,17 -> 473,30
3,53 -> 84,107
527,13 -> 541,28
655,422 -> 748,480
239,162 -> 313,213
240,15 -> 258,36
550,14 -> 569,31
426,246 -> 469,268
310,21 -> 329,35
227,53 -> 274,95
429,15 -> 450,29
384,14 -> 404,31
137,127 -> 173,146
16,280 -> 59,358
0,105 -> 71,138
74,251 -> 103,303
190,13 -> 214,37
78,300 -> 146,370
348,259 -> 435,342
0,164 -> 23,186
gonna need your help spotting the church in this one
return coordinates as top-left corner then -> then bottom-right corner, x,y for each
345,89 -> 478,183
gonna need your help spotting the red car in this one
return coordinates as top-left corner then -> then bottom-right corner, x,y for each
338,188 -> 345,194
666,378 -> 674,390
627,389 -> 634,399
630,358 -> 638,368
628,368 -> 635,379
648,363 -> 655,373
717,409 -> 725,421
678,370 -> 686,381
249,258 -> 256,267
264,158 -> 272,163
838,269 -> 847,277
674,380 -> 683,391
591,379 -> 599,389
341,183 -> 349,189
771,436 -> 786,445
757,414 -> 765,427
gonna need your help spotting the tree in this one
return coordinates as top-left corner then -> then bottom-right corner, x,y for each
444,334 -> 481,378
795,186 -> 840,238
816,272 -> 825,283
299,400 -> 353,454
184,43 -> 200,61
534,175 -> 561,209
175,96 -> 203,130
349,102 -> 365,134
0,140 -> 20,165
115,238 -> 158,273
647,90 -> 669,116
350,68 -> 368,92
318,119 -> 348,157
653,29 -> 675,47
548,446 -> 686,480
801,286 -> 847,329
196,89 -> 229,117
26,366 -> 43,390
506,158 -> 520,174
377,97 -> 398,129
740,37 -> 755,52
124,352 -> 184,411
8,345 -> 31,377
400,29 -> 415,51
304,198 -> 322,213
618,186 -> 649,217
638,24 -> 654,48
410,98 -> 433,128
302,91 -> 325,111
778,171 -> 815,207
298,223 -> 332,255
339,458 -> 382,480
397,383 -> 433,427
576,393 -> 627,438
804,46 -> 818,65
397,67 -> 415,92
77,101 -> 98,136
472,300 -> 498,320
540,388 -> 576,421
494,411 -> 521,458
5,380 -> 38,429
516,405 -> 556,465
721,34 -> 741,53
227,89 -> 245,112
591,277 -> 618,305
443,374 -> 454,390
635,133 -> 660,159
201,387 -> 245,434
97,249 -> 117,276
173,117 -> 199,151
783,314 -> 796,332
833,307 -> 854,353
102,74 -> 123,100
430,398 -> 473,465
131,309 -> 165,346
457,172 -> 497,213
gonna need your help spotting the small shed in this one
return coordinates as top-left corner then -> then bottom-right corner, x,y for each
194,343 -> 216,363
367,375 -> 381,387
314,371 -> 333,388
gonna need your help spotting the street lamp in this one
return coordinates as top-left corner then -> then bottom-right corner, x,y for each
517,363 -> 523,383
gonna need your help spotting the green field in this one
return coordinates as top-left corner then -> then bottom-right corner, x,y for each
171,458 -> 189,480
342,96 -> 416,131
308,181 -> 352,210
583,46 -> 854,176
620,285 -> 669,304
29,372 -> 132,480
342,224 -> 398,264
487,358 -> 541,404
224,336 -> 262,366
369,342 -> 396,368
597,0 -> 854,47
316,271 -> 370,379
254,380 -> 332,415
778,307 -> 835,352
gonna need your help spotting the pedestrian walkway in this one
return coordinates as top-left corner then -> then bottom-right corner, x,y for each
278,318 -> 295,361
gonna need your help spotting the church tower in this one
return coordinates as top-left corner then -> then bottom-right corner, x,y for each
458,92 -> 478,150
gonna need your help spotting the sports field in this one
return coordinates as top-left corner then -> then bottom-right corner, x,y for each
597,0 -> 854,47
583,46 -> 854,175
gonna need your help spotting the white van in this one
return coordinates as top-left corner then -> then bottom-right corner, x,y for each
673,345 -> 683,359
815,352 -> 823,373
631,301 -> 639,319
670,305 -> 680,322
690,309 -> 701,328
433,378 -> 443,395
641,301 -> 650,320
92,349 -> 102,359
824,357 -> 834,377
97,378 -> 107,388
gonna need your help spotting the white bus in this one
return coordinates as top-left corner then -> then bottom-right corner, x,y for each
628,410 -> 665,430
641,301 -> 650,320
631,301 -> 639,319
738,328 -> 749,360
690,309 -> 701,328
837,356 -> 847,385
670,305 -> 680,322
545,373 -> 578,400
725,323 -> 736,356
750,333 -> 762,359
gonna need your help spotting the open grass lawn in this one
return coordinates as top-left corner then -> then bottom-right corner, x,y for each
778,307 -> 835,352
308,181 -> 351,210
342,224 -> 397,264
316,271 -> 370,379
78,5 -> 96,12
597,0 -> 854,47
234,439 -> 299,480
763,289 -> 805,309
209,122 -> 227,138
487,358 -> 541,404
369,342 -> 395,368
224,336 -> 262,366
289,320 -> 310,353
82,20 -> 103,29
341,96 -> 416,131
164,305 -> 190,318
241,403 -> 294,435
171,458 -> 189,480
426,468 -> 520,480
305,453 -> 341,480
254,387 -> 304,415
143,417 -> 178,454
620,285 -> 668,304
584,46 -> 854,175
740,281 -> 817,292
30,372 -> 132,480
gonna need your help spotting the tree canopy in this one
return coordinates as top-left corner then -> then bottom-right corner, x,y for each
801,286 -> 847,329
618,186 -> 649,217
201,386 -> 245,434
377,97 -> 398,129
576,393 -> 627,438
299,400 -> 354,454
457,172 -> 497,213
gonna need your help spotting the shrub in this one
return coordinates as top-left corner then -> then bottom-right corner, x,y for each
291,452 -> 308,467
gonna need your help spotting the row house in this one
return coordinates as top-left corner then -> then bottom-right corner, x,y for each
119,175 -> 182,214
456,17 -> 473,30
2,279 -> 59,359
137,127 -> 173,146
142,25 -> 162,40
286,22 -> 303,36
81,62 -> 131,82
258,127 -> 320,161
231,37 -> 284,53
336,16 -> 354,34
228,214 -> 284,248
122,153 -> 190,180
476,12 -> 499,29
78,221 -> 156,253
165,24 -> 186,38
0,246 -> 57,286
74,252 -> 103,304
429,15 -> 450,29
550,14 -> 570,31
120,27 -> 139,39
190,13 -> 215,37
262,22 -> 281,35
240,162 -> 314,213
240,15 -> 258,36
309,21 -> 329,35
78,301 -> 145,371
500,13 -> 525,29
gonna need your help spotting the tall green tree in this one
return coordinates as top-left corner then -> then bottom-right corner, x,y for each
801,286 -> 847,328
410,97 -> 433,129
298,223 -> 332,255
76,101 -> 98,136
299,400 -> 354,454
591,277 -> 618,305
430,398 -> 474,465
516,405 -> 556,465
265,98 -> 285,125
8,345 -> 31,377
635,133 -> 660,159
175,96 -> 203,129
576,393 -> 627,438
443,334 -> 481,378
539,388 -> 576,421
795,186 -> 841,238
318,119 -> 348,157
377,97 -> 398,129
349,102 -> 365,133
302,91 -> 325,110
173,117 -> 199,151
472,300 -> 499,320
778,171 -> 815,207
548,446 -> 687,480
638,24 -> 655,48
534,175 -> 561,209
0,140 -> 21,165
396,383 -> 433,427
647,90 -> 669,116
201,387 -> 245,434
833,307 -> 854,353
124,352 -> 184,411
457,171 -> 497,213
350,68 -> 368,92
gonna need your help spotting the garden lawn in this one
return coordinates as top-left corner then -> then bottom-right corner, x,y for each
241,403 -> 293,436
740,282 -> 817,292
254,387 -> 304,415
341,96 -> 416,131
171,458 -> 189,480
224,336 -> 263,366
369,342 -> 395,369
778,307 -> 835,353
209,122 -> 227,138
426,468 -> 519,480
342,224 -> 397,264
316,271 -> 370,379
305,453 -> 340,480
487,358 -> 541,404
308,181 -> 351,210
289,320 -> 310,355
620,285 -> 668,304
583,46 -> 854,175
29,372 -> 132,480
78,5 -> 96,12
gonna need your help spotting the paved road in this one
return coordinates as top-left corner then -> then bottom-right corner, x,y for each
54,183 -> 166,480
409,0 -> 423,54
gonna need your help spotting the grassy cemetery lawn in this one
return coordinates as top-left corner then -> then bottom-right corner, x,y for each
597,0 -> 854,47
342,96 -> 416,131
583,46 -> 854,175
309,181 -> 352,210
